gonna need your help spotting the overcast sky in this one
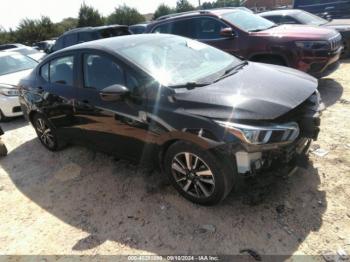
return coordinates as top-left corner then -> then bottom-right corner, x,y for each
0,0 -> 200,30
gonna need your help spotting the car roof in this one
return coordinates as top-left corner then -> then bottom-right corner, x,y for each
53,34 -> 179,55
155,8 -> 244,21
260,9 -> 303,17
63,24 -> 128,35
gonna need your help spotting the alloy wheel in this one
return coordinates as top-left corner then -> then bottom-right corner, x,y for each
171,152 -> 215,198
36,118 -> 55,148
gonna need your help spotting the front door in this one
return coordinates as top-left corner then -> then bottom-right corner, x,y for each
194,17 -> 239,55
74,52 -> 153,161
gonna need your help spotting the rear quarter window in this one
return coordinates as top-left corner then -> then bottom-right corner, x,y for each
40,63 -> 49,82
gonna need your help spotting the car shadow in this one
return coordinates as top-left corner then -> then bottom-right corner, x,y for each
1,139 -> 326,256
0,116 -> 28,132
318,78 -> 344,108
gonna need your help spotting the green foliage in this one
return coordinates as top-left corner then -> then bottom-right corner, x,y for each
55,18 -> 78,35
153,4 -> 176,19
201,0 -> 241,9
176,0 -> 196,12
15,16 -> 59,44
77,3 -> 104,27
106,5 -> 145,26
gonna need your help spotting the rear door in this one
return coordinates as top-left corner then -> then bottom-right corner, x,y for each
37,54 -> 82,141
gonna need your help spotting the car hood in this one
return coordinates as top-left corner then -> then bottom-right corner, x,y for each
253,24 -> 338,40
173,62 -> 317,121
0,69 -> 33,87
323,19 -> 350,31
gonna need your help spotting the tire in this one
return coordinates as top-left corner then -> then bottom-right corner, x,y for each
0,140 -> 7,157
32,114 -> 66,151
0,110 -> 7,122
341,41 -> 349,59
164,141 -> 235,205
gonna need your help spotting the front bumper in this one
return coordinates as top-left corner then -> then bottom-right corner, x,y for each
300,47 -> 342,78
232,137 -> 312,177
0,95 -> 23,117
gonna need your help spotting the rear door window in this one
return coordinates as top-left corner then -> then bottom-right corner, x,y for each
153,23 -> 172,33
78,32 -> 95,43
49,56 -> 75,86
63,34 -> 78,48
172,19 -> 196,38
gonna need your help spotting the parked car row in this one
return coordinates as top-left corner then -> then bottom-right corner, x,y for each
144,9 -> 343,78
259,9 -> 350,58
0,6 -> 345,205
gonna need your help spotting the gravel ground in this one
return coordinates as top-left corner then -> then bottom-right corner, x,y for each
0,60 -> 349,258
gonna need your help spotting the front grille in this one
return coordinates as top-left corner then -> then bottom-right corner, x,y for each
12,106 -> 22,113
329,34 -> 342,51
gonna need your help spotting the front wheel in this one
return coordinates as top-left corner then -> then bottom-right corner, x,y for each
33,114 -> 65,151
0,140 -> 7,157
164,141 -> 235,205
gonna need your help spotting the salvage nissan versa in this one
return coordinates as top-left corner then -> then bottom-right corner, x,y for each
19,35 -> 321,205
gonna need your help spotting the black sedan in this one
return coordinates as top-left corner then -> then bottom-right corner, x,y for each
260,9 -> 350,57
19,34 -> 321,205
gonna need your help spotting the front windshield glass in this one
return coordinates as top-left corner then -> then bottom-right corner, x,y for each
0,53 -> 38,76
222,10 -> 276,32
296,11 -> 328,26
118,36 -> 240,86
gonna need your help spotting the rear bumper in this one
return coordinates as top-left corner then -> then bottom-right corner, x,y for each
0,95 -> 23,117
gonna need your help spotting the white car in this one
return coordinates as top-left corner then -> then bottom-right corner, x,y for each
0,52 -> 38,121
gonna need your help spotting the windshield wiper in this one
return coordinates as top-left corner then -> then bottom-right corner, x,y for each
214,60 -> 249,83
168,81 -> 212,89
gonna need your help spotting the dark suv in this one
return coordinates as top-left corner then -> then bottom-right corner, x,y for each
50,25 -> 130,53
146,9 -> 342,78
294,0 -> 350,19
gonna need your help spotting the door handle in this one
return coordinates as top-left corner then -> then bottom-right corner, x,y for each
82,100 -> 90,104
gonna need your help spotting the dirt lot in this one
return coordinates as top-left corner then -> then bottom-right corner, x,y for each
0,61 -> 349,259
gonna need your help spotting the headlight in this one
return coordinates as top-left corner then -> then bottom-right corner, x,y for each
0,87 -> 20,96
295,41 -> 330,50
215,121 -> 300,145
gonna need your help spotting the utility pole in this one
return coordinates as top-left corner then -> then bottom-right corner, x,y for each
198,0 -> 201,7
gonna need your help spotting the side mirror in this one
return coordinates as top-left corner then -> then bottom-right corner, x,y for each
99,84 -> 129,101
220,28 -> 236,38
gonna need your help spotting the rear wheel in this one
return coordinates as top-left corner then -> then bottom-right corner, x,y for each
33,114 -> 65,151
164,141 -> 234,205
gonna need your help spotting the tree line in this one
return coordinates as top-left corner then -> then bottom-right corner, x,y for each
0,0 -> 243,45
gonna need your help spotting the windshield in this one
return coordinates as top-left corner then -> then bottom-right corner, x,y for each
295,11 -> 328,25
0,53 -> 38,76
118,36 -> 240,86
222,10 -> 276,32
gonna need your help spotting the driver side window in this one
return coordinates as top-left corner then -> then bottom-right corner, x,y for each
83,54 -> 141,93
83,54 -> 125,91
